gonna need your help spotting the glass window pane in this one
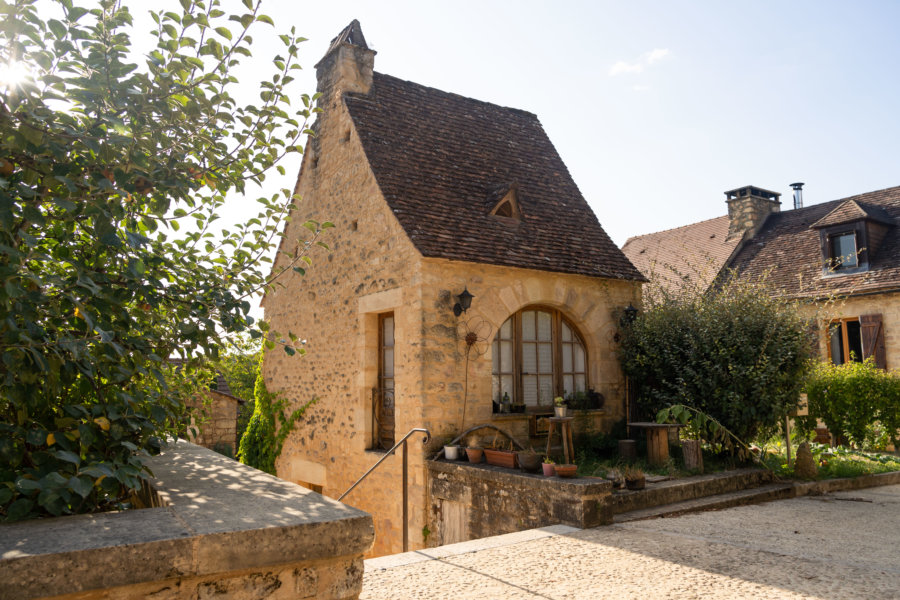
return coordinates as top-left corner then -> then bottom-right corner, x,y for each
537,311 -> 552,341
831,233 -> 858,268
522,343 -> 536,373
523,376 -> 537,405
492,339 -> 499,373
501,341 -> 513,372
522,311 -> 536,341
575,375 -> 586,393
382,316 -> 394,346
538,342 -> 553,373
563,375 -> 574,395
539,381 -> 552,407
500,317 -> 512,339
574,344 -> 585,372
383,349 -> 394,377
562,344 -> 573,372
561,321 -> 572,342
830,324 -> 844,364
492,375 -> 499,402
501,375 -> 513,399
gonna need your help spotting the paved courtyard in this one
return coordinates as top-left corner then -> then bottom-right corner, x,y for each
362,484 -> 900,599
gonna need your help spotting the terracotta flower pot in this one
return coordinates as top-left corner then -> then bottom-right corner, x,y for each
484,448 -> 517,468
542,462 -> 555,477
465,447 -> 483,463
517,451 -> 542,473
554,464 -> 577,478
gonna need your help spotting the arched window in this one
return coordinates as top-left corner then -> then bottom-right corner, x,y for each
491,307 -> 587,408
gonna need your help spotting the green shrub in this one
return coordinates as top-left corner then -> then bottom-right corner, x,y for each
237,360 -> 316,475
619,272 -> 814,445
800,359 -> 900,448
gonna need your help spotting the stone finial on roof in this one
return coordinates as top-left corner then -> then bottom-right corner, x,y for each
323,19 -> 369,57
315,20 -> 376,97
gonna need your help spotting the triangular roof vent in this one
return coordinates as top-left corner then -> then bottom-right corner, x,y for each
488,183 -> 521,220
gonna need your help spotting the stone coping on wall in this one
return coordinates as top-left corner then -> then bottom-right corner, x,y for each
429,459 -> 612,495
0,440 -> 374,599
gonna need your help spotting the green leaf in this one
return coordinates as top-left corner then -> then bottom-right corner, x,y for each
5,498 -> 34,521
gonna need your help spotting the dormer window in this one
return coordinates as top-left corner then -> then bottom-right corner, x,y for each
812,199 -> 894,277
828,231 -> 858,270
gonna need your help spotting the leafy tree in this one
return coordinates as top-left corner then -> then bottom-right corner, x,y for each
0,0 -> 327,520
801,359 -> 900,449
619,272 -> 814,446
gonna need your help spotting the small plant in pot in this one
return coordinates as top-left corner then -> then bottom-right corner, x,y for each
484,435 -> 517,468
443,437 -> 461,461
623,465 -> 646,490
554,396 -> 568,418
517,447 -> 542,473
542,456 -> 555,477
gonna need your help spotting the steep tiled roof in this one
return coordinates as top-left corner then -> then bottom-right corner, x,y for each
621,215 -> 740,295
343,73 -> 644,281
729,186 -> 900,298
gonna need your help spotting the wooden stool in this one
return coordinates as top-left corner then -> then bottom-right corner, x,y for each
545,417 -> 575,464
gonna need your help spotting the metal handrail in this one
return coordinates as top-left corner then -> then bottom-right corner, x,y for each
338,427 -> 431,552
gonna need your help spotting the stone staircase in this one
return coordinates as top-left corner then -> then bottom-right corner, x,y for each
610,468 -> 794,523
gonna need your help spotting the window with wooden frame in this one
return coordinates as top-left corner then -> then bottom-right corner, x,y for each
827,314 -> 886,368
372,312 -> 395,450
491,307 -> 587,410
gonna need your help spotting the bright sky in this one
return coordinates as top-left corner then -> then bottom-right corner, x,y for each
31,0 -> 897,257
202,0 -> 900,249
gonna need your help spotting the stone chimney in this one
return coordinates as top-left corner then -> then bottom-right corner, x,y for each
314,20 -> 376,99
724,185 -> 781,240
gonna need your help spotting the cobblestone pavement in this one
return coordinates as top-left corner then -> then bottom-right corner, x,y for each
361,484 -> 900,599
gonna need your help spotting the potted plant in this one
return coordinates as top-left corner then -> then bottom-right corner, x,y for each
483,436 -> 517,468
554,396 -> 567,418
554,463 -> 577,478
443,437 -> 461,461
541,456 -> 555,477
517,447 -> 542,473
623,466 -> 646,490
465,445 -> 483,463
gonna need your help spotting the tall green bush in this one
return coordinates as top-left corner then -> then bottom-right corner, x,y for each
801,359 -> 900,448
237,357 -> 316,474
619,273 -> 814,444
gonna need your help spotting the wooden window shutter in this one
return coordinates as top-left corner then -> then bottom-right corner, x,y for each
860,314 -> 886,369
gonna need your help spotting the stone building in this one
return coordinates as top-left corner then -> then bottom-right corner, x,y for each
261,21 -> 643,556
622,184 -> 900,368
186,373 -> 243,455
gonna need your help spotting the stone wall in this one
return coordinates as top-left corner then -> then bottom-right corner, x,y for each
427,461 -> 612,547
186,389 -> 240,454
0,441 -> 374,600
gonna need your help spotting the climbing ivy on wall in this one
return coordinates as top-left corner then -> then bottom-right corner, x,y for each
237,356 -> 316,475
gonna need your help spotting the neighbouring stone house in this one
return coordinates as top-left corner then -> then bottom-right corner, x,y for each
261,21 -> 644,556
186,373 -> 243,455
622,184 -> 900,369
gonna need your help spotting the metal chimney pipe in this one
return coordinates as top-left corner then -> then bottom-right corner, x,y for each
790,182 -> 804,210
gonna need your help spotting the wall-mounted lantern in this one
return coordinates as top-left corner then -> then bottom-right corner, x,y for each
452,288 -> 474,317
623,303 -> 638,324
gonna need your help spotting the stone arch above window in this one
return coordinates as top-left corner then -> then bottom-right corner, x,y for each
491,306 -> 587,409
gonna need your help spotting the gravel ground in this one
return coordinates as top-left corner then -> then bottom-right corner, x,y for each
361,485 -> 900,599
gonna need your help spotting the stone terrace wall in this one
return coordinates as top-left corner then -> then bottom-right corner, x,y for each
0,441 -> 374,600
427,460 -> 612,547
